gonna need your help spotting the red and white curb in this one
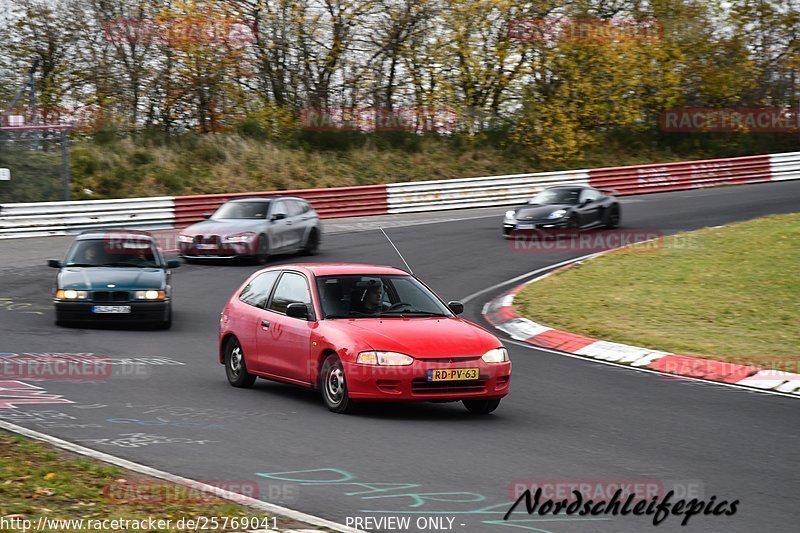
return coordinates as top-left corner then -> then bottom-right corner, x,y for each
482,265 -> 800,398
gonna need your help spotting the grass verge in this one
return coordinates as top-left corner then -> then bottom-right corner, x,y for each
514,214 -> 800,371
0,431 -> 312,532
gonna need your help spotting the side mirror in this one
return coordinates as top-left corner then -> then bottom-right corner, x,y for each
271,212 -> 287,221
286,302 -> 309,319
166,259 -> 181,269
202,213 -> 212,220
47,259 -> 62,268
447,301 -> 464,315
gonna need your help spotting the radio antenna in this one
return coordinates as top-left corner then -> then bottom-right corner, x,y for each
379,226 -> 413,274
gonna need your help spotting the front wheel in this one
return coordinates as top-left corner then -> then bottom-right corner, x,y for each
320,355 -> 355,414
604,205 -> 621,229
224,338 -> 256,388
463,398 -> 501,415
253,235 -> 269,265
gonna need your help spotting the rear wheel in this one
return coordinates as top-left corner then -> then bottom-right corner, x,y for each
320,355 -> 355,414
463,398 -> 501,415
224,338 -> 256,388
302,229 -> 319,255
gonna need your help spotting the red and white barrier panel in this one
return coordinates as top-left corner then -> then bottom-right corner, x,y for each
482,283 -> 800,396
1,151 -> 798,238
173,184 -> 388,227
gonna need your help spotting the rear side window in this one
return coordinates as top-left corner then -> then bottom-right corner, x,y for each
295,200 -> 311,214
239,271 -> 280,308
268,272 -> 311,314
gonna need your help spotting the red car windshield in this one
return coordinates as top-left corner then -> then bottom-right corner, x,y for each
316,274 -> 452,319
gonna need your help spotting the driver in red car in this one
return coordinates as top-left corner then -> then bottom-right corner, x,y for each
354,281 -> 386,314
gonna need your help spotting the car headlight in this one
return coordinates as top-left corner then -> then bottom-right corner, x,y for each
56,290 -> 88,300
356,351 -> 414,366
223,232 -> 256,243
481,347 -> 509,363
505,210 -> 516,220
177,234 -> 194,243
134,290 -> 167,300
547,209 -> 567,219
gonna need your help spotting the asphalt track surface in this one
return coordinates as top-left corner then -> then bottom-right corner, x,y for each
2,181 -> 799,533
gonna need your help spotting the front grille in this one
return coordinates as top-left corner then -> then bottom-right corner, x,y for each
421,357 -> 481,363
195,235 -> 220,245
92,291 -> 130,302
411,377 -> 488,395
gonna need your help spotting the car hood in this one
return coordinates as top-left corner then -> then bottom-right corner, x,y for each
514,203 -> 572,220
58,267 -> 166,290
182,219 -> 266,235
330,317 -> 501,359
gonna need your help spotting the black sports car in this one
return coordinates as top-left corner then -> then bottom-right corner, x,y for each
503,186 -> 621,237
48,231 -> 180,328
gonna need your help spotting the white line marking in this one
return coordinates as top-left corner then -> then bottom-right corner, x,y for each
0,419 -> 366,533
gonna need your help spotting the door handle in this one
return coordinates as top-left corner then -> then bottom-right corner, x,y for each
261,320 -> 270,329
286,221 -> 293,225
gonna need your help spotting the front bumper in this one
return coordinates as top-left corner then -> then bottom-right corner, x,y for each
504,219 -> 568,236
54,300 -> 170,323
179,240 -> 256,259
343,359 -> 511,401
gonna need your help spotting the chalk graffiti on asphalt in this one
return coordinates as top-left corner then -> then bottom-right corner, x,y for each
77,433 -> 216,448
124,403 -> 291,420
107,417 -> 225,429
254,468 -> 610,531
0,380 -> 73,409
0,409 -> 101,428
0,297 -> 47,315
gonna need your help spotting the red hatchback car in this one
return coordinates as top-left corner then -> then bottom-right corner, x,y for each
218,264 -> 512,414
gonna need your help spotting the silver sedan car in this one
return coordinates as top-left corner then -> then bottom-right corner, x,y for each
177,196 -> 321,263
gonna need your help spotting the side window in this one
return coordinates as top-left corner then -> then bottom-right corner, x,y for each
271,201 -> 288,220
296,200 -> 311,214
580,189 -> 602,203
268,272 -> 311,314
239,271 -> 280,308
287,200 -> 303,217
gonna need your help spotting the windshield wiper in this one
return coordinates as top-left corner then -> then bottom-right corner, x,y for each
324,311 -> 375,319
100,262 -> 153,268
381,310 -> 449,317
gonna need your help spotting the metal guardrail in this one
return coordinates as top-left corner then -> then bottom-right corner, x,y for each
0,197 -> 175,239
386,170 -> 590,213
1,152 -> 798,239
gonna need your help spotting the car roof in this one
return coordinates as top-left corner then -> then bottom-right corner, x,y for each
226,196 -> 308,203
545,185 -> 593,191
263,263 -> 411,277
75,230 -> 154,241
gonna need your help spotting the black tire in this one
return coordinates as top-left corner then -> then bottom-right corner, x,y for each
254,234 -> 269,265
320,355 -> 355,414
157,307 -> 172,330
605,205 -> 621,229
302,229 -> 320,255
224,338 -> 256,388
463,398 -> 501,415
566,214 -> 580,230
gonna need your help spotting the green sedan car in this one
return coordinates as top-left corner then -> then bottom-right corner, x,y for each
48,231 -> 180,328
